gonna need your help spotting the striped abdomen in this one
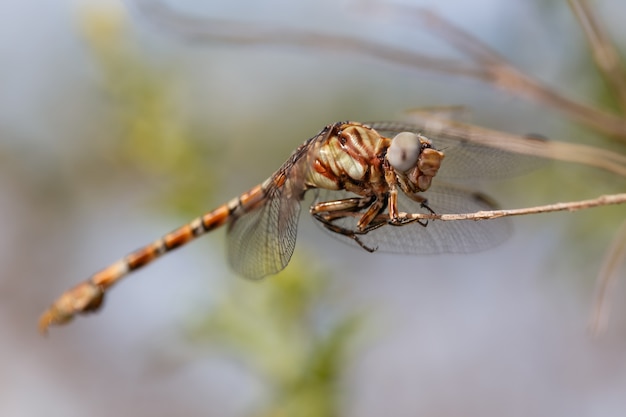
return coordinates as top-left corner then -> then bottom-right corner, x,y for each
94,181 -> 276,289
38,179 -> 273,332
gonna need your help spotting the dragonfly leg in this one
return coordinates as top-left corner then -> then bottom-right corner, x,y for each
414,198 -> 436,226
312,213 -> 378,252
310,196 -> 381,252
383,212 -> 430,228
420,199 -> 436,215
388,201 -> 432,227
384,171 -> 429,227
393,193 -> 435,227
389,216 -> 426,227
310,196 -> 374,216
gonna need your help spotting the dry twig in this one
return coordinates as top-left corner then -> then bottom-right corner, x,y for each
399,193 -> 626,222
130,0 -> 626,140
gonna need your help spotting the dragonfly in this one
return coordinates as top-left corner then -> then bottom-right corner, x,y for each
39,120 -> 525,333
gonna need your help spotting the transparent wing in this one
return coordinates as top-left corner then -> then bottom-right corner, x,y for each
368,120 -> 544,179
227,180 -> 302,279
312,184 -> 511,255
225,126 -> 331,279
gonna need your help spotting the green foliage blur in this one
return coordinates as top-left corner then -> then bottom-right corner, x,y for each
188,258 -> 361,417
78,3 -> 221,217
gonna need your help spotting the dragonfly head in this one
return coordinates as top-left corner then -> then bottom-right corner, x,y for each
387,132 -> 445,191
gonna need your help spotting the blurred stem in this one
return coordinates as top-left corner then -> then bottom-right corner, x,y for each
131,0 -> 626,141
569,0 -> 626,114
589,219 -> 626,336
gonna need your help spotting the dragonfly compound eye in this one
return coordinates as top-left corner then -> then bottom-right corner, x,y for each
387,132 -> 422,172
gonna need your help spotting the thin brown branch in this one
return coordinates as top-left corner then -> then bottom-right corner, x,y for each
398,193 -> 626,222
412,9 -> 626,141
130,0 -> 485,79
132,0 -> 626,141
588,219 -> 626,336
569,0 -> 626,114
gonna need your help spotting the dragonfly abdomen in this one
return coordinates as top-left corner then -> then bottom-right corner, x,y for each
85,181 -> 272,293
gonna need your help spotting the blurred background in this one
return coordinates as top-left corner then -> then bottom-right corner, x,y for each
2,0 -> 626,416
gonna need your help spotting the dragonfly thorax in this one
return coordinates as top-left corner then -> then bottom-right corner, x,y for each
305,123 -> 388,191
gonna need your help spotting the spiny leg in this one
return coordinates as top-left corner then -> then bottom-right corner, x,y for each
383,169 -> 428,227
381,202 -> 440,228
312,212 -> 378,252
310,196 -> 386,252
310,196 -> 375,216
400,193 -> 437,226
